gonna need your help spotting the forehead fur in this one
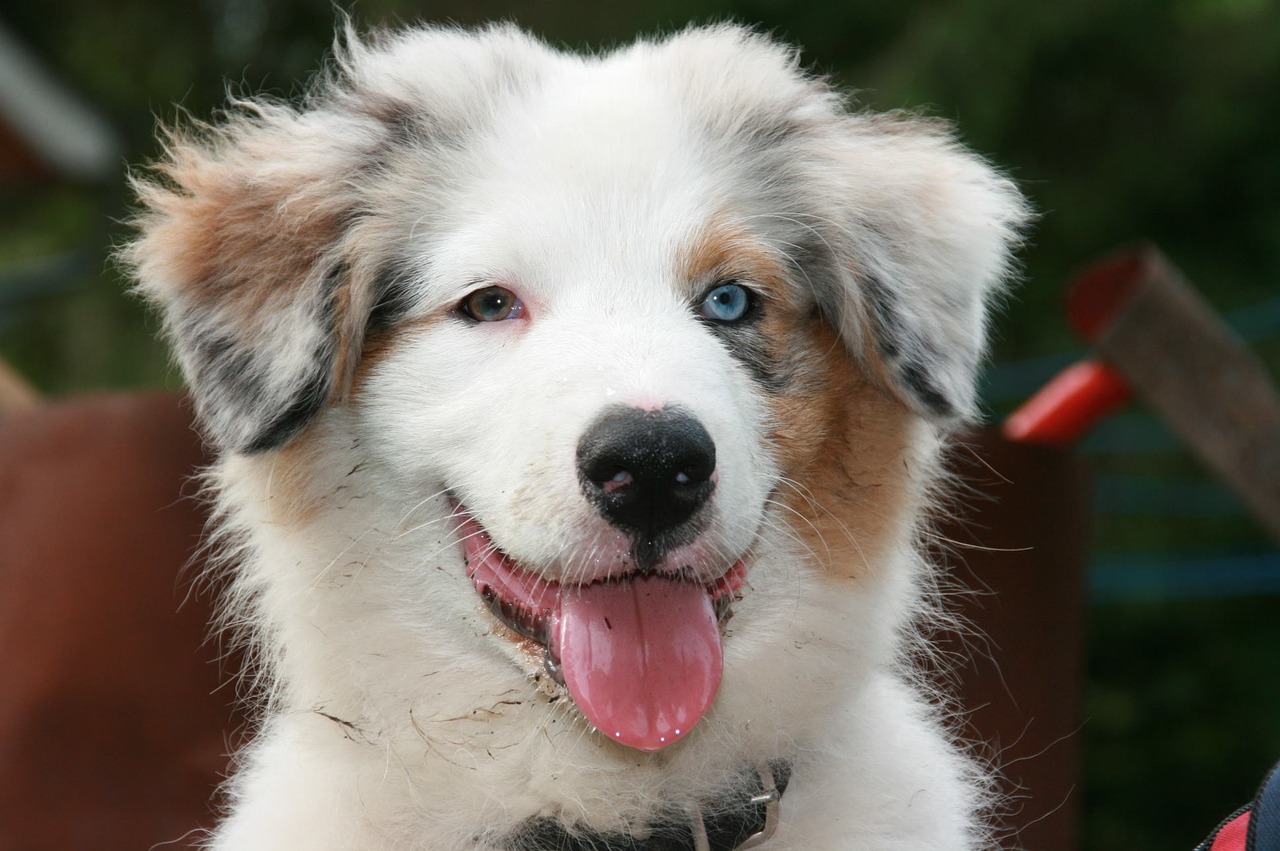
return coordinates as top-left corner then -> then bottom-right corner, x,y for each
341,27 -> 847,331
350,23 -> 827,140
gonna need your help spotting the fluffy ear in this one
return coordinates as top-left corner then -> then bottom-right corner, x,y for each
126,102 -> 382,454
810,115 -> 1030,425
126,25 -> 550,454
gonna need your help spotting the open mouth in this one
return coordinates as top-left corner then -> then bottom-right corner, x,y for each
453,507 -> 745,752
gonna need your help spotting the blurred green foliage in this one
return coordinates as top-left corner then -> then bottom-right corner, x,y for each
2,1 -> 1278,849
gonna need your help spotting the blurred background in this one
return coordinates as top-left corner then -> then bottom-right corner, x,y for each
1,1 -> 1278,848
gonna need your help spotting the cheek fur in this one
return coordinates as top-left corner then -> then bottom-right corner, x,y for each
255,434 -> 330,527
349,318 -> 418,400
763,318 -> 920,580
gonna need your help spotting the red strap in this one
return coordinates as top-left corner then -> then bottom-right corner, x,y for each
1210,810 -> 1251,850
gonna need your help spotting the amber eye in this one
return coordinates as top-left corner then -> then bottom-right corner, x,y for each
460,286 -> 523,322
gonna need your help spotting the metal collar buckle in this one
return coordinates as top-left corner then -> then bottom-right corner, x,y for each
689,763 -> 782,851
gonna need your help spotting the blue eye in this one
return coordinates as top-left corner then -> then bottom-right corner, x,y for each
460,286 -> 523,322
699,282 -> 754,323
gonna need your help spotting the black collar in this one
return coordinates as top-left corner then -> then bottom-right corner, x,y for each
505,761 -> 791,851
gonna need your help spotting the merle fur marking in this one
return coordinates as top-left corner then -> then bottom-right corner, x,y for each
859,271 -> 960,420
243,363 -> 334,454
181,263 -> 346,454
368,259 -> 419,332
698,298 -> 795,396
898,358 -> 954,420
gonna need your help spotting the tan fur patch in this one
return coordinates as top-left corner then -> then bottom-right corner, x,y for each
138,150 -> 345,319
766,321 -> 920,581
348,311 -> 449,400
329,269 -> 368,402
262,429 -> 330,527
680,218 -> 921,580
683,218 -> 920,581
679,217 -> 798,308
349,330 -> 399,398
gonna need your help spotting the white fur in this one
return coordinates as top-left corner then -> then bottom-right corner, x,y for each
130,22 -> 1028,850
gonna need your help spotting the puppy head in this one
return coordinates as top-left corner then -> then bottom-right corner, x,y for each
128,23 -> 1027,750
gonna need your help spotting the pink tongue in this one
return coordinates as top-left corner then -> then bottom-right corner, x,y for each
552,574 -> 723,752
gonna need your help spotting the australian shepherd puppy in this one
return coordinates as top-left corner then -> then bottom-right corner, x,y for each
128,22 -> 1027,851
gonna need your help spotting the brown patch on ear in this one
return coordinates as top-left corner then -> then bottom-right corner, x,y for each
135,138 -> 351,323
329,261 -> 386,402
127,113 -> 397,452
847,298 -> 901,404
766,319 -> 923,580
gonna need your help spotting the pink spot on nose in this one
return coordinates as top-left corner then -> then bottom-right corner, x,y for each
601,470 -> 633,494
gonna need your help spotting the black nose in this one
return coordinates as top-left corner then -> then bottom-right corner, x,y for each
577,406 -> 716,541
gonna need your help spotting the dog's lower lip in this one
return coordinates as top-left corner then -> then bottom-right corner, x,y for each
452,503 -> 744,651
